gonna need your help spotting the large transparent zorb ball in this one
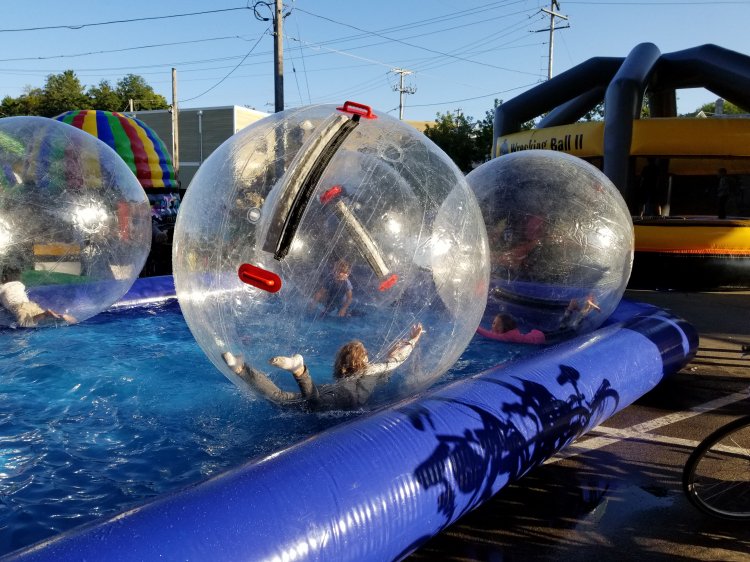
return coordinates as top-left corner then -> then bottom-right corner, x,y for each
174,102 -> 489,404
0,116 -> 151,326
467,150 -> 633,341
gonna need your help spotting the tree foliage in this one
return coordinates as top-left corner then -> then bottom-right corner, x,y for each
0,70 -> 168,118
690,99 -> 748,116
88,80 -> 123,112
424,99 -> 535,172
115,74 -> 169,110
424,110 -> 480,172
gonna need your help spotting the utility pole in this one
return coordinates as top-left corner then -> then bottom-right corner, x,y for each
255,1 -> 286,112
391,68 -> 416,120
274,0 -> 284,112
171,68 -> 180,185
536,1 -> 569,80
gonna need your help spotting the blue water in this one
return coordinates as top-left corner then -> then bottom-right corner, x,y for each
0,300 -> 524,557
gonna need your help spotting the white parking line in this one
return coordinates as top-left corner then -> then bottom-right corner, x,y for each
547,386 -> 750,464
629,388 -> 750,433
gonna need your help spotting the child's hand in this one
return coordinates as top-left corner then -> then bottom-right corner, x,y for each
410,323 -> 424,340
581,294 -> 601,314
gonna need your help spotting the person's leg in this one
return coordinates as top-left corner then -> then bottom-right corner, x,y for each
718,195 -> 728,219
269,354 -> 318,401
223,352 -> 301,404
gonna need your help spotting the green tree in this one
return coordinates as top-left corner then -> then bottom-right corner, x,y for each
578,98 -> 649,121
39,70 -> 89,117
424,110 -> 479,172
475,99 -> 500,163
581,101 -> 605,121
0,71 -> 167,116
88,80 -> 123,112
0,86 -> 43,117
116,74 -> 168,110
690,99 -> 748,116
474,99 -> 536,161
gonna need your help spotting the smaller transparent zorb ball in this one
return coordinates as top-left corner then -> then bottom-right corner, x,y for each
0,116 -> 151,327
174,102 -> 489,406
467,150 -> 633,342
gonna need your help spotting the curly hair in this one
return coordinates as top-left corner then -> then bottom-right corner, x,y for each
333,340 -> 368,379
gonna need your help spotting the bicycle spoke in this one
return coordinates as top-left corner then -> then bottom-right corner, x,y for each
684,417 -> 750,520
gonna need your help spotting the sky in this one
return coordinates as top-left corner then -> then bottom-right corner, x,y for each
0,1 -> 749,123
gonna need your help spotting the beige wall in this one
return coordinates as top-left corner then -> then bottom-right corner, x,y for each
406,120 -> 433,132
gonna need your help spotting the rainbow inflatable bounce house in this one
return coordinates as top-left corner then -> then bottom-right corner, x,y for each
55,110 -> 178,191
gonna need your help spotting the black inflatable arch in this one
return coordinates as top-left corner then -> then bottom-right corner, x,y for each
493,43 -> 750,213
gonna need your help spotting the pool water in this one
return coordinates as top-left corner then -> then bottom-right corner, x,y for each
0,300 -> 523,557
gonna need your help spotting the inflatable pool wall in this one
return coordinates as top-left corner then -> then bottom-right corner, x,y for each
6,277 -> 698,562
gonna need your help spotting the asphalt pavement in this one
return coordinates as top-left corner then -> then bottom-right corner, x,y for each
411,289 -> 750,561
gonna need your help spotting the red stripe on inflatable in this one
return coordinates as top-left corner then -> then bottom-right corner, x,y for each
70,110 -> 87,130
113,112 -> 150,184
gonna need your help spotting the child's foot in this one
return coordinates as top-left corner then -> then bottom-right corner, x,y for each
222,351 -> 245,374
269,354 -> 304,374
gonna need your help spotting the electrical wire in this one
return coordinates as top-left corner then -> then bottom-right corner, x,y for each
292,5 -> 312,105
568,0 -> 749,4
0,3 -> 539,77
0,7 -> 251,33
293,5 -> 540,75
180,28 -> 269,104
406,81 -> 540,108
0,36 -> 248,63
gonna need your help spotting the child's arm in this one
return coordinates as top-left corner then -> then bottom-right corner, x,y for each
338,288 -> 353,317
363,324 -> 424,377
223,352 -> 303,404
269,354 -> 320,402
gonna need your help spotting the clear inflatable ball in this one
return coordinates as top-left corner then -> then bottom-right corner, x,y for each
174,102 -> 489,408
467,150 -> 633,343
0,116 -> 151,328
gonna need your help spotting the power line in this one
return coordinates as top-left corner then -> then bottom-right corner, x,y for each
406,82 -> 538,108
0,5 -> 538,76
180,28 -> 269,104
0,36 -> 248,63
567,0 -> 749,4
293,6 -> 540,75
0,7 -> 250,33
285,35 -> 395,70
292,16 -> 312,105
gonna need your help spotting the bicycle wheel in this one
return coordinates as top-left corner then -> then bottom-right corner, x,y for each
683,415 -> 750,520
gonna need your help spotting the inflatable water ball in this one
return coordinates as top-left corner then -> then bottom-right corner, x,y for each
174,102 -> 490,407
467,150 -> 633,342
0,116 -> 151,327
